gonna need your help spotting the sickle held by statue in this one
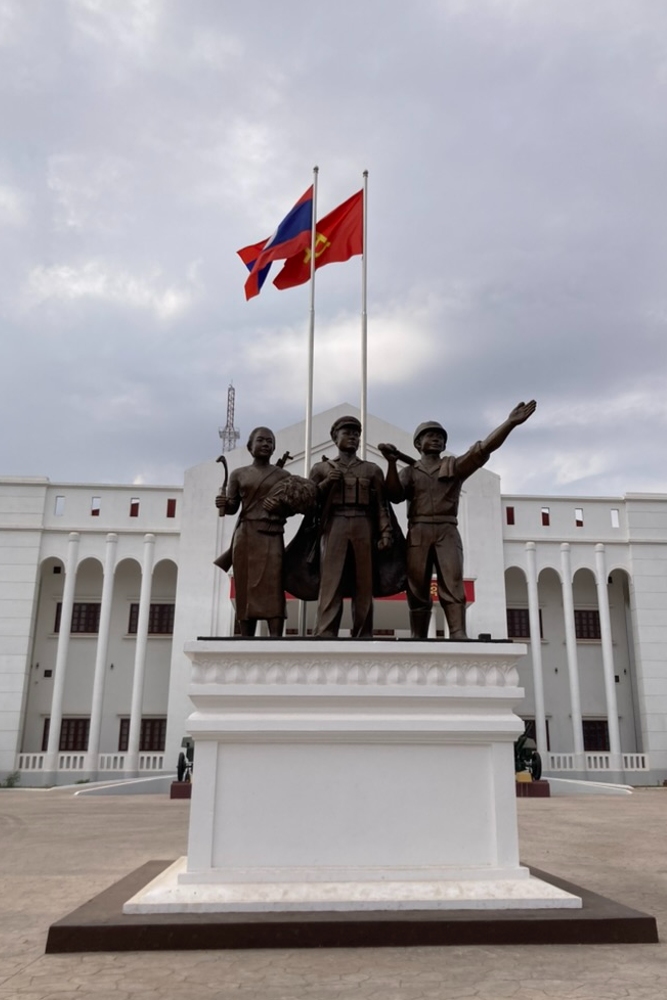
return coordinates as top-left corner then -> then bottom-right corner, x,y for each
216,454 -> 229,516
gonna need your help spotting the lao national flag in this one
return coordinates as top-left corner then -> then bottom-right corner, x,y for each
237,238 -> 272,297
273,189 -> 363,291
237,187 -> 313,300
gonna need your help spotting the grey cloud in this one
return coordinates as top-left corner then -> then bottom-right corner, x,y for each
1,0 -> 666,494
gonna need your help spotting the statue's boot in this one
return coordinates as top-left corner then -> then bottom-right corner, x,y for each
266,618 -> 284,638
409,609 -> 432,639
445,604 -> 468,640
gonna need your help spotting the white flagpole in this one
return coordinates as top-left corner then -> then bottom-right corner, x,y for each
360,170 -> 368,458
299,165 -> 318,637
303,164 -> 319,475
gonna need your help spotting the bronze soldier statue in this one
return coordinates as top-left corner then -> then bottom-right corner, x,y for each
309,415 -> 393,638
214,427 -> 291,637
380,401 -> 536,639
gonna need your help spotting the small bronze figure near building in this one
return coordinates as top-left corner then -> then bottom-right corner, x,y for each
309,415 -> 393,638
214,427 -> 291,637
380,401 -> 536,639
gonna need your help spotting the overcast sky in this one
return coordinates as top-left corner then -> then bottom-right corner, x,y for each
1,0 -> 666,496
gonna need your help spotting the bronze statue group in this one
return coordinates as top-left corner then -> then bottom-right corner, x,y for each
215,402 -> 536,640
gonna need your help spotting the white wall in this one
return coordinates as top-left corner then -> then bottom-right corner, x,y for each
503,495 -> 654,767
626,496 -> 667,774
0,479 -> 47,776
0,478 -> 181,775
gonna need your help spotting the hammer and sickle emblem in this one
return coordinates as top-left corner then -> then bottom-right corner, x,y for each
303,232 -> 331,264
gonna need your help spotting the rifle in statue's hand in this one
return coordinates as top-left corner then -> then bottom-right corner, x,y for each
377,443 -> 416,466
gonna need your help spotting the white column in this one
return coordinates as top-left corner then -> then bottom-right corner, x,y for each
594,543 -> 622,769
559,544 -> 584,766
85,533 -> 118,774
525,542 -> 548,755
125,534 -> 156,777
44,532 -> 80,777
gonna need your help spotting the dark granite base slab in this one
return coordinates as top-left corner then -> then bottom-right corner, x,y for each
516,780 -> 551,798
169,782 -> 192,799
45,861 -> 658,952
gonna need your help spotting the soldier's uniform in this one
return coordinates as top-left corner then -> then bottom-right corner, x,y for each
310,420 -> 391,638
397,431 -> 491,638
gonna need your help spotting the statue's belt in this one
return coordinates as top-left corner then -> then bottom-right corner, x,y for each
237,516 -> 285,535
329,508 -> 373,517
408,515 -> 459,526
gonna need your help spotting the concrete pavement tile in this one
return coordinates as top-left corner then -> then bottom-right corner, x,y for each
363,990 -> 456,1000
419,992 -> 478,1000
420,993 -> 477,1000
0,963 -> 41,987
0,960 -> 29,980
474,984 -> 521,998
0,993 -> 49,1000
519,985 -> 629,1000
0,948 -> 42,966
16,994 -> 132,1000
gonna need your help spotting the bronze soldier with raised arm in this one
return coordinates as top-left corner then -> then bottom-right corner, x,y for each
380,401 -> 536,639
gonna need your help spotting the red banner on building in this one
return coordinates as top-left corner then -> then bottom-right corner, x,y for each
228,580 -> 476,605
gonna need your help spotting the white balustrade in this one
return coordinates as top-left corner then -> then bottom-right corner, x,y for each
18,745 -> 646,781
138,753 -> 164,771
546,753 -> 576,771
98,754 -> 126,770
623,753 -> 649,771
58,753 -> 85,770
585,753 -> 611,770
17,753 -> 45,771
546,751 -> 649,773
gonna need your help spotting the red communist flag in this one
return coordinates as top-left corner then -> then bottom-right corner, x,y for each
273,189 -> 363,290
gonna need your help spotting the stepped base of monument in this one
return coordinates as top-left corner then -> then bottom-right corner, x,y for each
45,860 -> 659,952
123,857 -> 580,913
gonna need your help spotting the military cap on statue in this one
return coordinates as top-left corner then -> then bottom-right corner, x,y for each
330,415 -> 362,440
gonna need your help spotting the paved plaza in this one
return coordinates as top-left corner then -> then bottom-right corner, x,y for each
0,785 -> 666,1000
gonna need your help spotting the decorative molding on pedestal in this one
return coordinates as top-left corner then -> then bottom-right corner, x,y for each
190,652 -> 521,688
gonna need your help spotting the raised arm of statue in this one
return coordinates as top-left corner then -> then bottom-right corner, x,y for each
479,400 -> 537,456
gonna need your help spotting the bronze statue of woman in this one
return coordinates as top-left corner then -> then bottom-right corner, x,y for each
214,427 -> 291,637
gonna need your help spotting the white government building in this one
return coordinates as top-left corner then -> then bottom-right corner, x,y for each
1,404 -> 665,787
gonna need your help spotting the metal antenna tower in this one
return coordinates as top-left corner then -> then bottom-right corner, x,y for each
219,383 -> 240,453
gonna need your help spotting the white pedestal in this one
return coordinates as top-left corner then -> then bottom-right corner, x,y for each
125,640 -> 580,913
